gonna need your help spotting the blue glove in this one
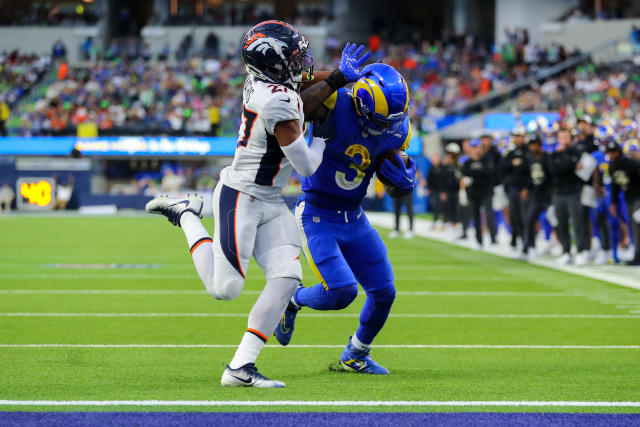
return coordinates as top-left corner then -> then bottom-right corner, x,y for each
339,42 -> 371,82
379,154 -> 417,194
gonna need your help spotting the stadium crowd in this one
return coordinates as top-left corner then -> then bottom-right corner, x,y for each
4,27 -> 581,137
6,56 -> 244,137
422,116 -> 640,267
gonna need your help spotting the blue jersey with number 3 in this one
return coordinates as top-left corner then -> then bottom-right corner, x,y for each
300,88 -> 411,210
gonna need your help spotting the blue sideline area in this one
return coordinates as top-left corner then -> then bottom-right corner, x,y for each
0,412 -> 638,426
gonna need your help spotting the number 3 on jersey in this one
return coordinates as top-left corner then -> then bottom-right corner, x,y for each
335,144 -> 370,190
237,105 -> 258,147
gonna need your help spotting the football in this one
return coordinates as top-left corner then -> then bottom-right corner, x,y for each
376,149 -> 412,198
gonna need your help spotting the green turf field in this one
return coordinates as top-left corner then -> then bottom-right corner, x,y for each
0,215 -> 639,413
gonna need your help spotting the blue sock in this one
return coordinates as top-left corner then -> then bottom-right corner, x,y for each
355,285 -> 396,345
540,212 -> 552,240
295,283 -> 358,311
609,215 -> 620,263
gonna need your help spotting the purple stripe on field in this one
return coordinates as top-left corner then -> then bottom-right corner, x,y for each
1,412 -> 640,426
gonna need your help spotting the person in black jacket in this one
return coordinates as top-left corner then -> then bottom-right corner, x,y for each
575,116 -> 598,155
607,141 -> 640,265
574,116 -> 597,258
522,135 -> 550,257
427,155 -> 443,227
481,133 -> 502,187
547,127 -> 590,265
462,139 -> 497,248
501,125 -> 530,249
439,144 -> 462,226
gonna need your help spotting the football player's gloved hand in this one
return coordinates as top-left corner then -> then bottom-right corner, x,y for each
380,155 -> 417,194
339,42 -> 371,82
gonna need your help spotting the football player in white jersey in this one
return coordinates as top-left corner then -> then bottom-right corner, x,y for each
146,20 -> 370,387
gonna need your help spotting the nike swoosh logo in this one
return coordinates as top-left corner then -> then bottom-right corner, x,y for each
279,98 -> 290,103
405,176 -> 414,183
169,200 -> 190,208
230,374 -> 253,384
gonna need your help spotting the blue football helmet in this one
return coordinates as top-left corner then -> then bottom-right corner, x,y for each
241,20 -> 313,92
351,63 -> 409,136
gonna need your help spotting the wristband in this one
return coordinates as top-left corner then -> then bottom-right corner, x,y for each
324,69 -> 348,91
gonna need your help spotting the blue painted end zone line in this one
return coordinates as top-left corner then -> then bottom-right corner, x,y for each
0,412 -> 639,427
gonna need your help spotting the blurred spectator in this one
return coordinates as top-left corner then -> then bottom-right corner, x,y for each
426,154 -> 442,227
53,175 -> 73,210
82,37 -> 93,61
161,169 -> 183,192
204,32 -> 220,57
547,128 -> 589,265
0,183 -> 14,212
389,192 -> 414,239
0,98 -> 8,136
462,139 -> 497,248
52,39 -> 67,59
439,144 -> 461,229
607,141 -> 640,265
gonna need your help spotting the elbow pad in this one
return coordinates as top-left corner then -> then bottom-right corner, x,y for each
280,133 -> 326,177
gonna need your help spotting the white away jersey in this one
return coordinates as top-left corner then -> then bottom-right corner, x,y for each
220,75 -> 304,202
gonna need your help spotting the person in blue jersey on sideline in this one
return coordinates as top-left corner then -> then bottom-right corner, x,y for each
275,59 -> 416,374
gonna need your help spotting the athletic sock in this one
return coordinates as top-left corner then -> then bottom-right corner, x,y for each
355,287 -> 395,344
228,277 -> 298,368
229,331 -> 266,369
180,212 -> 210,248
351,333 -> 369,351
180,212 -> 216,295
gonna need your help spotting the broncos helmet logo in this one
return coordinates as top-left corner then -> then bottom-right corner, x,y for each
245,34 -> 288,56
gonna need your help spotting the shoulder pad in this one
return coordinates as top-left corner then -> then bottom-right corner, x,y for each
262,91 -> 301,134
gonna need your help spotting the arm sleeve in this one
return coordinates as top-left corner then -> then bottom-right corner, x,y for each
262,92 -> 301,135
280,133 -> 326,177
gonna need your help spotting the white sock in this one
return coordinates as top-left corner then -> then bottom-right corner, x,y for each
180,212 -> 210,248
228,278 -> 298,369
351,333 -> 370,351
180,211 -> 217,296
229,331 -> 265,369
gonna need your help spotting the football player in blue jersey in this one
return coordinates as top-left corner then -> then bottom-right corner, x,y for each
274,60 -> 416,374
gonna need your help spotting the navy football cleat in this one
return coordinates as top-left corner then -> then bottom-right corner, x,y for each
337,336 -> 390,375
145,194 -> 203,227
220,363 -> 285,388
274,286 -> 302,346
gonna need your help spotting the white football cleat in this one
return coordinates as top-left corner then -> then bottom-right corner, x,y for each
221,363 -> 285,388
388,230 -> 400,239
404,230 -> 414,239
556,253 -> 572,265
593,249 -> 610,265
575,250 -> 590,266
145,194 -> 203,227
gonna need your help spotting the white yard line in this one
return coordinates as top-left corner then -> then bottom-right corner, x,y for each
367,213 -> 640,291
0,312 -> 638,319
0,400 -> 638,407
0,289 -> 577,297
0,344 -> 637,349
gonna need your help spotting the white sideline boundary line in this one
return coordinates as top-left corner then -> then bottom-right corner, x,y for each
0,400 -> 638,407
1,344 -> 638,349
1,312 -> 639,319
367,213 -> 640,291
0,289 -> 579,297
